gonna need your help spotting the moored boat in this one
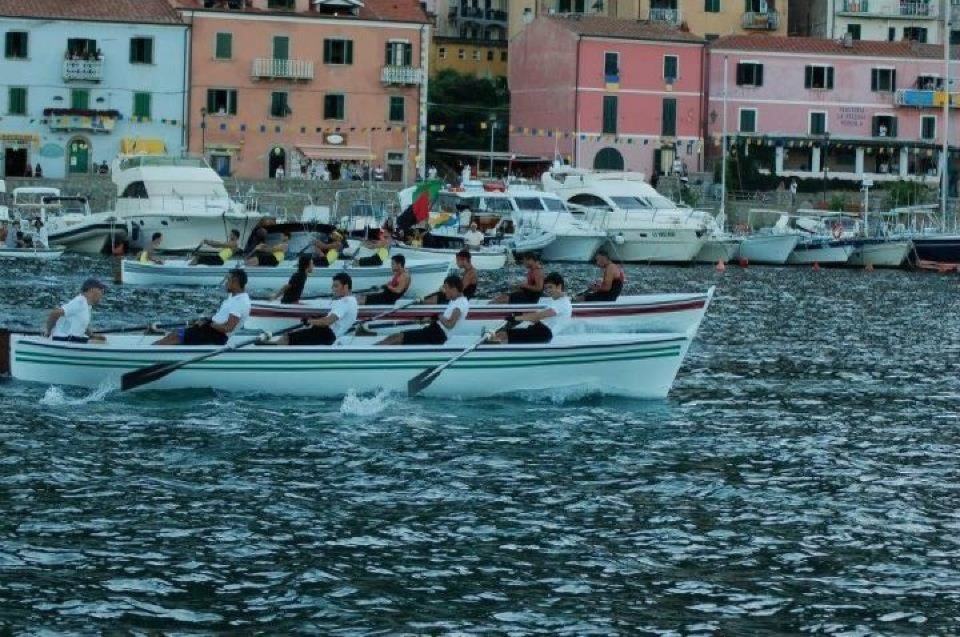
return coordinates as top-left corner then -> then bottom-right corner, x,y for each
847,238 -> 911,268
5,331 -> 694,400
245,288 -> 715,336
786,238 -> 855,265
392,243 -> 509,271
120,258 -> 452,297
0,246 -> 64,260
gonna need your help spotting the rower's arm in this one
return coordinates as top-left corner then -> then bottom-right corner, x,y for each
211,314 -> 241,334
310,312 -> 338,328
271,284 -> 289,301
439,308 -> 461,330
44,308 -> 64,336
599,267 -> 615,292
518,307 -> 555,323
387,274 -> 409,293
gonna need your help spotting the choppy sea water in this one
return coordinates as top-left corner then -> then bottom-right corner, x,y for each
1,255 -> 960,634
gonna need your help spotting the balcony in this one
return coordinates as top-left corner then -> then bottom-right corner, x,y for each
452,4 -> 508,24
62,59 -> 103,82
900,0 -> 936,16
381,65 -> 423,85
838,0 -> 869,12
251,58 -> 314,81
837,0 -> 937,17
648,7 -> 681,24
895,88 -> 959,107
43,108 -> 120,133
742,10 -> 780,29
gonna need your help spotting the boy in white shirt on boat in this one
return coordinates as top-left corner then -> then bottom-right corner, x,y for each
154,269 -> 251,346
44,278 -> 107,343
489,272 -> 571,344
275,273 -> 358,346
378,274 -> 468,345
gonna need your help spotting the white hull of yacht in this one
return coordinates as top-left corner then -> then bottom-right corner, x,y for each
695,237 -> 741,263
539,234 -> 605,262
786,242 -> 855,265
736,234 -> 800,265
126,213 -> 260,253
607,229 -> 706,263
46,219 -> 126,255
847,240 -> 911,268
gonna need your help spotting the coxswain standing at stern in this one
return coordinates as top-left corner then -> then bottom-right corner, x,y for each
44,278 -> 107,343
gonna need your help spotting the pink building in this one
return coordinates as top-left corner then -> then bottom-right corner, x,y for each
174,0 -> 429,180
509,16 -> 705,178
707,35 -> 960,186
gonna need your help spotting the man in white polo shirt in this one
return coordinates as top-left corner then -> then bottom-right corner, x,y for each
154,269 -> 251,346
275,272 -> 358,346
44,278 -> 106,343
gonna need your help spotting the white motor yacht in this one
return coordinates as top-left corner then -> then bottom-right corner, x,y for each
110,155 -> 261,253
12,188 -> 124,254
541,168 -> 708,263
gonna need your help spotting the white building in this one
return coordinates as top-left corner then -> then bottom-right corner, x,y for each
797,0 -> 950,45
0,0 -> 187,179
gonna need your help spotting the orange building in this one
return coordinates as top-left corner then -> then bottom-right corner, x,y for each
174,0 -> 430,180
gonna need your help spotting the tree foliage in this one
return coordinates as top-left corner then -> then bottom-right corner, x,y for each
427,69 -> 509,167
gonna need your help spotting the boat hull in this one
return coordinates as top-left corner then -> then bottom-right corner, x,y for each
120,258 -> 452,297
392,244 -> 507,270
786,241 -> 855,264
737,234 -> 799,265
0,247 -> 64,260
695,238 -> 741,264
46,221 -> 125,255
606,228 -> 706,263
126,213 -> 260,253
9,332 -> 693,399
246,289 -> 715,336
910,235 -> 960,264
538,234 -> 605,262
848,239 -> 911,268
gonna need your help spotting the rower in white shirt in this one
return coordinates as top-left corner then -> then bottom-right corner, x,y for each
154,269 -> 251,346
489,272 -> 571,344
378,274 -> 468,345
44,278 -> 107,343
274,272 -> 358,346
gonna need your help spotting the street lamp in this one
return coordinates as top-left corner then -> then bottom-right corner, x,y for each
488,114 -> 497,178
200,107 -> 207,158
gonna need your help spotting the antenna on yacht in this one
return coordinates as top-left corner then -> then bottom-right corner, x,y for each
720,55 -> 729,230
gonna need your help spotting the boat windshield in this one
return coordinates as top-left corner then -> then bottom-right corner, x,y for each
117,156 -> 209,171
542,198 -> 566,212
514,197 -> 545,211
611,194 -> 677,210
477,197 -> 513,213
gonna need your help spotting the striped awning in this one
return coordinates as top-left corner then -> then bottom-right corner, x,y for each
297,145 -> 373,161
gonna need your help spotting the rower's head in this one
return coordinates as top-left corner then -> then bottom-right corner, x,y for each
226,268 -> 247,294
469,222 -> 478,232
522,252 -> 540,267
544,272 -> 565,299
151,232 -> 162,246
455,249 -> 472,269
594,249 -> 611,267
80,278 -> 106,305
442,274 -> 463,300
297,254 -> 313,274
229,229 -> 240,242
391,254 -> 406,273
332,272 -> 352,298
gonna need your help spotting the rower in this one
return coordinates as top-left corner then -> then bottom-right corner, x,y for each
44,278 -> 107,344
154,269 -> 250,345
422,249 -> 477,304
355,224 -> 392,266
378,274 -> 468,345
493,252 -> 543,304
274,273 -> 358,346
489,272 -> 571,344
245,232 -> 289,267
272,255 -> 313,304
576,249 -> 624,302
138,232 -> 164,265
359,254 -> 410,305
312,230 -> 344,267
190,229 -> 240,265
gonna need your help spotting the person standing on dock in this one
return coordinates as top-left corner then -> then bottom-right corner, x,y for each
44,278 -> 106,344
153,270 -> 250,346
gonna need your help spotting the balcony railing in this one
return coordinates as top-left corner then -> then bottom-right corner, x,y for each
839,0 -> 869,12
381,65 -> 423,85
251,58 -> 314,81
648,7 -> 681,24
839,0 -> 936,16
900,0 -> 935,16
62,59 -> 103,82
895,88 -> 959,107
453,5 -> 508,23
741,10 -> 780,29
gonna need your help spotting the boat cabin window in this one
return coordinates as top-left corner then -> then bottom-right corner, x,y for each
542,198 -> 566,212
610,196 -> 649,210
121,181 -> 149,199
477,197 -> 513,213
434,193 -> 462,214
640,193 -> 678,209
514,197 -> 545,211
568,193 -> 610,209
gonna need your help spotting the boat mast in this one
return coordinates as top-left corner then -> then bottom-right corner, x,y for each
721,55 -> 729,229
943,1 -> 951,230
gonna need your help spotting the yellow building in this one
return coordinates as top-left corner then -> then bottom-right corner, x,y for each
431,37 -> 508,79
509,0 -> 787,40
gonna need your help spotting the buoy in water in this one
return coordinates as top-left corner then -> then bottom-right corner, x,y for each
812,262 -> 820,271
738,257 -> 748,268
716,259 -> 726,272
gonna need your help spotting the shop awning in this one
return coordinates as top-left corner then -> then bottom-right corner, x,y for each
120,138 -> 166,155
297,145 -> 373,161
0,133 -> 39,145
204,143 -> 241,155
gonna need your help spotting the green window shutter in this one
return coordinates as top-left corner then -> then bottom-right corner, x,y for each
323,39 -> 331,63
403,43 -> 413,66
804,66 -> 812,88
270,92 -> 288,117
273,36 -> 289,60
827,67 -> 834,89
228,90 -> 238,115
871,69 -> 878,91
389,96 -> 404,121
756,64 -> 763,86
346,40 -> 354,64
9,87 -> 26,115
385,42 -> 392,65
133,92 -> 151,119
662,98 -> 677,136
206,89 -> 216,113
602,95 -> 617,135
216,33 -> 232,59
4,34 -> 11,58
664,56 -> 677,80
71,89 -> 89,110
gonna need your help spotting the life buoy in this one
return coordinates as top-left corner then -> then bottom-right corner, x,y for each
832,223 -> 843,240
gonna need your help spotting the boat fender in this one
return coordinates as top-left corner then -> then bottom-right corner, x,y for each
614,234 -> 625,245
0,330 -> 9,378
832,224 -> 843,240
138,250 -> 150,264
377,247 -> 389,262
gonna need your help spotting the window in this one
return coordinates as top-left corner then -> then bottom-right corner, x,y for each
324,94 -> 345,120
804,65 -> 834,89
847,24 -> 861,40
809,111 -> 827,135
323,39 -> 353,65
207,88 -> 238,115
121,181 -> 148,198
921,115 -> 936,140
662,98 -> 677,136
438,46 -> 447,59
215,33 -> 232,60
8,87 -> 26,115
458,48 -> 465,59
736,61 -> 763,86
952,30 -> 960,45
130,37 -> 153,64
267,0 -> 295,8
904,27 -> 927,42
604,52 -> 619,78
872,115 -> 897,137
739,108 -> 757,133
705,0 -> 720,11
389,96 -> 405,122
273,36 -> 289,60
663,55 -> 678,82
871,68 -> 896,92
602,96 -> 618,134
888,27 -> 896,42
487,50 -> 494,61
270,91 -> 289,118
67,38 -> 97,58
386,41 -> 413,66
71,89 -> 90,110
133,92 -> 151,119
705,34 -> 720,41
500,51 -> 507,62
4,31 -> 27,59
472,49 -> 481,61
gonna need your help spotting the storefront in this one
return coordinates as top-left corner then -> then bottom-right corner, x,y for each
0,133 -> 40,177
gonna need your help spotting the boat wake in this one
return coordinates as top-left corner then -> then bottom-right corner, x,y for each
339,388 -> 394,417
40,381 -> 116,407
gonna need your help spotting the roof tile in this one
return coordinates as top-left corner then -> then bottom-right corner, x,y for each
0,0 -> 182,24
710,34 -> 956,60
173,0 -> 428,23
546,15 -> 704,44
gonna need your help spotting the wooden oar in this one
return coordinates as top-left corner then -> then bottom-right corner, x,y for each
120,323 -> 302,392
346,297 -> 423,335
1,320 -> 191,338
407,321 -> 508,397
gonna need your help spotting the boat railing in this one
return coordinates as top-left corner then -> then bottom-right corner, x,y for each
114,195 -> 247,216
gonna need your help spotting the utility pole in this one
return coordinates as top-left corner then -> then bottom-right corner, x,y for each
942,0 -> 951,227
488,114 -> 496,178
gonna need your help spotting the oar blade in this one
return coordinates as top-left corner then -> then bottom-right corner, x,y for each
120,361 -> 178,392
407,366 -> 438,397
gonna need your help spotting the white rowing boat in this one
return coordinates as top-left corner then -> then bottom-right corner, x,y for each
5,331 -> 694,399
0,246 -> 65,260
245,289 -> 715,336
392,243 -> 508,270
120,258 -> 452,297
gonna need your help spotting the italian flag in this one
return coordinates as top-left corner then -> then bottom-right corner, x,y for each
411,179 -> 442,223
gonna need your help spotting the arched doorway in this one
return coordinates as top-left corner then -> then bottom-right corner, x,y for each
593,147 -> 624,171
67,137 -> 91,174
268,146 -> 286,178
